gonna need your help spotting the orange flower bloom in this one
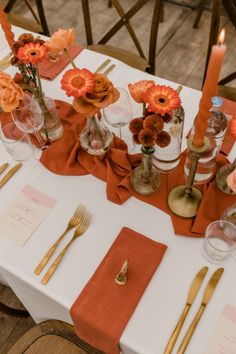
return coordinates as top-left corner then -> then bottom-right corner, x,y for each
17,42 -> 48,65
73,73 -> 119,117
18,33 -> 35,44
143,85 -> 181,116
156,131 -> 171,148
129,117 -> 143,134
128,80 -> 155,103
230,115 -> 236,139
0,72 -> 24,112
138,128 -> 157,146
46,28 -> 75,53
227,168 -> 236,193
61,68 -> 95,98
143,114 -> 164,133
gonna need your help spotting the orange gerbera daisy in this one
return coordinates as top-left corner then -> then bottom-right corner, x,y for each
129,117 -> 144,135
143,85 -> 181,116
61,68 -> 95,98
143,114 -> 164,133
138,128 -> 157,147
156,131 -> 171,148
17,42 -> 48,65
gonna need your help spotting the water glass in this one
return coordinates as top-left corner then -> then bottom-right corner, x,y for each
0,122 -> 33,161
202,220 -> 236,264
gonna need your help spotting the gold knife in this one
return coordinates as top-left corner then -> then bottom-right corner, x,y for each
0,163 -> 22,188
164,266 -> 208,354
0,163 -> 9,175
103,64 -> 116,76
95,59 -> 111,73
177,268 -> 224,354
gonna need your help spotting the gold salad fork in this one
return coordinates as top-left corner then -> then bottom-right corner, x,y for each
41,210 -> 92,285
34,204 -> 86,275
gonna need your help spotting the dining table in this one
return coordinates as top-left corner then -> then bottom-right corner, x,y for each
0,25 -> 236,354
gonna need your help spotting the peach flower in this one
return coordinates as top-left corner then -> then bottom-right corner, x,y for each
227,168 -> 236,193
46,28 -> 75,53
73,73 -> 119,117
0,72 -> 24,112
17,42 -> 48,65
128,80 -> 155,103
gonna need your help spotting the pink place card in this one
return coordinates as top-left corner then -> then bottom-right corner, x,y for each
205,303 -> 236,353
0,185 -> 56,245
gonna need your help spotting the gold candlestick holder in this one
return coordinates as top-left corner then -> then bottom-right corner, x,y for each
168,137 -> 210,218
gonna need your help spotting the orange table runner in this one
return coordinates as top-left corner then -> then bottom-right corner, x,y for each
70,227 -> 167,354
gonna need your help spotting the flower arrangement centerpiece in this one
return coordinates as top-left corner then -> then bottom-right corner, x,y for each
61,67 -> 119,155
128,81 -> 181,194
10,31 -> 74,142
216,114 -> 236,194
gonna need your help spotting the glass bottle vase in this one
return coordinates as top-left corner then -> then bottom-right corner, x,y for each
79,115 -> 113,155
216,160 -> 236,195
131,146 -> 160,195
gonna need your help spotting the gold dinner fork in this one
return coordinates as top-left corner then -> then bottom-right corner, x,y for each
34,204 -> 86,275
41,210 -> 92,285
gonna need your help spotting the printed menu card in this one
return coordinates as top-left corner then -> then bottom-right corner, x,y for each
0,185 -> 56,245
205,303 -> 236,354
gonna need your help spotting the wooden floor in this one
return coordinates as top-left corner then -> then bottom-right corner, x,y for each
0,0 -> 235,352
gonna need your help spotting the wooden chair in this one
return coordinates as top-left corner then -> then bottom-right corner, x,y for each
4,0 -> 50,36
7,320 -> 104,354
81,0 -> 164,74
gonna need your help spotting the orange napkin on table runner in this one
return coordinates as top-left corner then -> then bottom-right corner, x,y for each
38,45 -> 83,80
39,100 -> 236,238
70,227 -> 167,354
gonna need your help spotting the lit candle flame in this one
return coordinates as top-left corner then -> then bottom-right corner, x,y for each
218,28 -> 225,45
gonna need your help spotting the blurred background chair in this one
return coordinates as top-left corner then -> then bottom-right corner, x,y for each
3,0 -> 50,36
7,320 -> 103,354
81,0 -> 164,74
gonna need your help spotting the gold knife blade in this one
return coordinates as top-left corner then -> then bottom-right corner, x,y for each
177,268 -> 224,354
0,163 -> 22,189
164,266 -> 208,354
103,64 -> 116,75
0,163 -> 9,175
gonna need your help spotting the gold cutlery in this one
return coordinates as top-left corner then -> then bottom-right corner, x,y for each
0,163 -> 22,189
34,204 -> 86,275
164,266 -> 208,354
103,64 -> 116,75
0,163 -> 9,175
0,52 -> 12,69
41,210 -> 92,285
95,59 -> 111,73
177,268 -> 224,354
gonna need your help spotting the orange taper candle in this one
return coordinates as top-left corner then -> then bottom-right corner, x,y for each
0,3 -> 15,49
193,29 -> 226,147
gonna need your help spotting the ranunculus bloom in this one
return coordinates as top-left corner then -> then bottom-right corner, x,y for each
129,117 -> 143,134
143,85 -> 181,116
138,128 -> 157,146
128,80 -> 155,103
230,115 -> 236,139
46,28 -> 75,53
227,168 -> 236,193
0,72 -> 24,112
156,131 -> 171,148
61,68 -> 95,97
143,114 -> 164,133
17,42 -> 48,65
73,73 -> 119,118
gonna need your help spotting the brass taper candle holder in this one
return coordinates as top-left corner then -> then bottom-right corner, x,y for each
168,137 -> 210,218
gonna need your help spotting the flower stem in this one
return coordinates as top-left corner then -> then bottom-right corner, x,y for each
142,102 -> 146,116
63,48 -> 77,68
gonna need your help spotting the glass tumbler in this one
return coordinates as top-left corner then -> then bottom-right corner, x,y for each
202,220 -> 236,264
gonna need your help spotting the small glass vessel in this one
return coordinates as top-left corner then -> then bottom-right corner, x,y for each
153,105 -> 184,172
216,159 -> 236,195
131,146 -> 160,195
80,115 -> 113,155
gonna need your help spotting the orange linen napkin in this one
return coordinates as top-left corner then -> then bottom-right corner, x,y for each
39,100 -> 236,238
70,227 -> 167,354
38,45 -> 83,80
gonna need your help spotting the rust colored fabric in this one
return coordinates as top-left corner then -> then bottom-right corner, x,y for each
38,45 -> 83,80
39,100 -> 236,238
70,227 -> 167,354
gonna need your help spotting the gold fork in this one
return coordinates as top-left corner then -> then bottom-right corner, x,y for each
41,210 -> 92,285
34,204 -> 86,275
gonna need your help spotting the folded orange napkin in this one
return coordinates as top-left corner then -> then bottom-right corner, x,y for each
70,227 -> 167,354
38,45 -> 83,80
39,100 -> 236,238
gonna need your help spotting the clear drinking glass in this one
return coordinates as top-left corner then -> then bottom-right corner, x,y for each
0,122 -> 33,161
202,220 -> 236,264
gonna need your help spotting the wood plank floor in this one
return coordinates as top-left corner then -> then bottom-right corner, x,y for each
0,0 -> 235,352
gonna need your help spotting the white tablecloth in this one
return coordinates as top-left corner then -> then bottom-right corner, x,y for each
0,27 -> 236,354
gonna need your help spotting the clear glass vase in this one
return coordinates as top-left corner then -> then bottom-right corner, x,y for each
36,95 -> 64,142
153,106 -> 184,172
79,115 -> 113,155
131,146 -> 160,195
216,160 -> 236,195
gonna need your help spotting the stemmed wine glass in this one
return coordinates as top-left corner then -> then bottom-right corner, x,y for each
103,88 -> 133,144
11,93 -> 46,150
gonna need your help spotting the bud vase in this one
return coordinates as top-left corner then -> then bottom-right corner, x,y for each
131,146 -> 160,195
79,115 -> 113,155
36,95 -> 64,142
216,159 -> 236,195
